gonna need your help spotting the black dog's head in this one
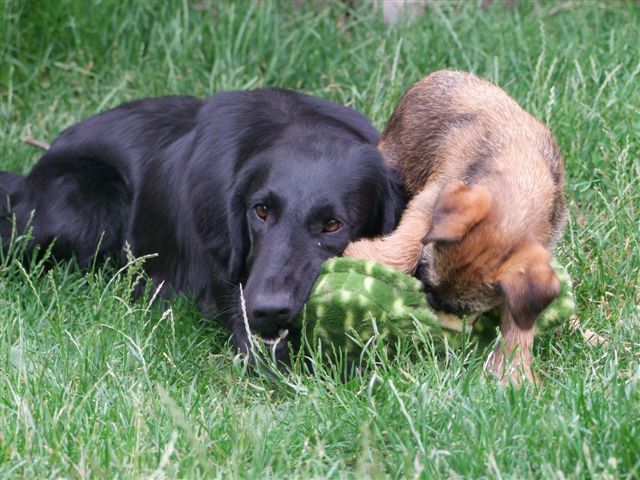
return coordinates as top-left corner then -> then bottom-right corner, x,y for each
229,130 -> 403,361
186,88 -> 404,362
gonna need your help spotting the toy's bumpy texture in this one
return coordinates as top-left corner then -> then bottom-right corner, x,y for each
292,258 -> 575,355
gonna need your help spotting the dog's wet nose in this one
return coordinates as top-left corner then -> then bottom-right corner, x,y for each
250,293 -> 293,326
427,291 -> 464,315
426,291 -> 444,311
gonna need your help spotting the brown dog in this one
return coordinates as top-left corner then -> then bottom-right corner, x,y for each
346,70 -> 566,383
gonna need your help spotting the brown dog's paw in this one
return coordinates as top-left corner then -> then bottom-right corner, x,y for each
484,347 -> 540,386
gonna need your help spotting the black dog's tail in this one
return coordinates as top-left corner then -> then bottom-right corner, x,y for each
0,171 -> 25,198
1,171 -> 26,249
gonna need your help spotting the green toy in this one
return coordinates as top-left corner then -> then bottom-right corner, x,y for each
292,257 -> 575,355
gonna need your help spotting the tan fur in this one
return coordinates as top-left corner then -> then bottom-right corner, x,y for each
487,309 -> 536,385
345,70 -> 567,384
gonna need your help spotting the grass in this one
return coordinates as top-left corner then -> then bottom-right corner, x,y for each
1,0 -> 639,477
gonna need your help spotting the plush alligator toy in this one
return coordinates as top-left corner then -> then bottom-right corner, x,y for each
293,257 -> 575,355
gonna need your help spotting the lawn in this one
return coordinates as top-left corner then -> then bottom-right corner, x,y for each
1,0 -> 639,478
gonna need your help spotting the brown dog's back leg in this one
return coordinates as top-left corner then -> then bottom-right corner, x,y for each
344,184 -> 441,273
487,310 -> 536,385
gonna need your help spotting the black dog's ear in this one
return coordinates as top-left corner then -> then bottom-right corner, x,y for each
227,191 -> 248,283
187,164 -> 248,283
372,166 -> 407,236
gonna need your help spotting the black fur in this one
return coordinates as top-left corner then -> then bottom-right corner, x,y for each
0,88 -> 405,361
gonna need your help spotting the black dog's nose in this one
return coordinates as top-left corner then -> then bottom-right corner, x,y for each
251,294 -> 293,325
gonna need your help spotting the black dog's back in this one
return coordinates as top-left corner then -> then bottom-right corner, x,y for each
1,96 -> 203,265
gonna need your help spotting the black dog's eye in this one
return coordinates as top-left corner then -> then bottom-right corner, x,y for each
322,219 -> 342,233
254,204 -> 269,220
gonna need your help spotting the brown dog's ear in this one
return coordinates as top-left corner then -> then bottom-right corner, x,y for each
422,181 -> 492,244
496,242 -> 561,330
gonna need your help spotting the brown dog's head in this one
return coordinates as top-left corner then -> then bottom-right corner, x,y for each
418,181 -> 561,329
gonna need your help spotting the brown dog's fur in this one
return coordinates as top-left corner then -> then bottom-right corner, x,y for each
345,70 -> 566,383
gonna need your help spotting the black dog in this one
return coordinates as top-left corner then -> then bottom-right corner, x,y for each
0,88 -> 405,361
